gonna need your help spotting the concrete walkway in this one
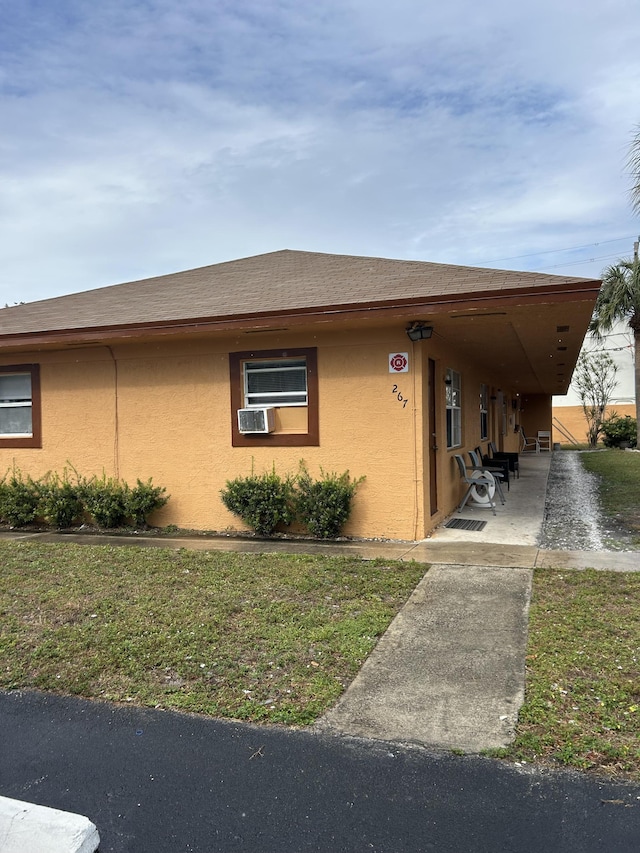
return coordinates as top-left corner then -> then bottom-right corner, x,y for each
318,564 -> 532,751
315,455 -> 637,751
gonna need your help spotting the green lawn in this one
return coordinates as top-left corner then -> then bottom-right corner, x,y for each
493,569 -> 640,780
580,449 -> 640,546
494,449 -> 640,780
0,541 -> 425,725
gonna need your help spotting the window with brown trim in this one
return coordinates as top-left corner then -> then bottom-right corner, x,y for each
229,348 -> 319,447
479,383 -> 488,440
446,368 -> 461,448
0,364 -> 42,448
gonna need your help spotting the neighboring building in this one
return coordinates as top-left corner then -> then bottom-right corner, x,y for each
552,321 -> 636,445
0,250 -> 600,540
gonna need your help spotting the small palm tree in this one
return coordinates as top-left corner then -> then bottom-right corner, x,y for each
589,258 -> 640,428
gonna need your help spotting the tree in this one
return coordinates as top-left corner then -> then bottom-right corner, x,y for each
571,351 -> 619,447
589,258 -> 640,429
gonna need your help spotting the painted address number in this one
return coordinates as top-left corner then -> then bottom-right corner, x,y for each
392,384 -> 409,408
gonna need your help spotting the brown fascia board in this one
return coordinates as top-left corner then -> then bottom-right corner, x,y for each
0,279 -> 601,351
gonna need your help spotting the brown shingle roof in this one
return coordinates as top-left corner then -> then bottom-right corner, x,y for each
0,249 -> 599,339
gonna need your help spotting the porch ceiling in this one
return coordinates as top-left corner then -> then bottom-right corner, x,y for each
421,299 -> 595,396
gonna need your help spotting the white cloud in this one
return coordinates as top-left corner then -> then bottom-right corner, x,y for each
1,0 -> 640,303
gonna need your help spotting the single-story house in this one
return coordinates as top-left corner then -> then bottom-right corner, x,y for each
0,249 -> 601,539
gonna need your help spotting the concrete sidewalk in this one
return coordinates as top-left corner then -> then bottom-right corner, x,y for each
318,563 -> 532,751
313,454 -> 637,750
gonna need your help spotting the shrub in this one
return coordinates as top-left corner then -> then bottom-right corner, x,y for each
601,414 -> 637,448
221,469 -> 295,536
295,463 -> 364,539
0,469 -> 41,527
0,467 -> 171,531
125,478 -> 169,527
79,473 -> 129,528
38,471 -> 83,528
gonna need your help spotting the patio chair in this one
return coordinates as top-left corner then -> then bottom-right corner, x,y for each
537,430 -> 552,451
520,427 -> 539,453
488,441 -> 520,479
453,454 -> 498,515
475,445 -> 510,490
468,450 -> 506,503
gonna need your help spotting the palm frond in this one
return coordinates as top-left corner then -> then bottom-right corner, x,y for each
627,125 -> 640,215
591,259 -> 640,335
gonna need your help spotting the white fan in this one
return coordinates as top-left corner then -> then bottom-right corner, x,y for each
469,470 -> 496,505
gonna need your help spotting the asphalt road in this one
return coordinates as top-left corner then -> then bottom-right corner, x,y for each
1,690 -> 639,853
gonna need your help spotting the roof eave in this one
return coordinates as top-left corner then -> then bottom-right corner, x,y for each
0,280 -> 602,352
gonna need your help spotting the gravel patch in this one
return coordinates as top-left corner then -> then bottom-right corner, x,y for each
540,450 -> 635,552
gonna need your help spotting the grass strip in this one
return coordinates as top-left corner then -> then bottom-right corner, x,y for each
494,568 -> 640,780
580,449 -> 640,545
0,541 -> 425,725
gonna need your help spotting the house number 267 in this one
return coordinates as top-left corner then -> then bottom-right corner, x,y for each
392,385 -> 409,408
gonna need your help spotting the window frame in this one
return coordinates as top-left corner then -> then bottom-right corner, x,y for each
229,348 -> 319,447
479,383 -> 489,440
0,364 -> 42,448
446,367 -> 462,449
243,357 -> 308,408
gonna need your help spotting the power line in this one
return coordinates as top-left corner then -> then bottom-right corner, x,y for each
537,253 -> 624,271
481,235 -> 637,265
599,346 -> 634,352
583,345 -> 634,355
592,330 -> 634,337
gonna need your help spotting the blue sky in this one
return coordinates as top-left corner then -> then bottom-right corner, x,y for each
1,0 -> 640,307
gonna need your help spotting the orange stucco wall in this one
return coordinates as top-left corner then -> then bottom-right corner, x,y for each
552,404 -> 636,445
0,327 -> 539,540
519,394 -> 552,438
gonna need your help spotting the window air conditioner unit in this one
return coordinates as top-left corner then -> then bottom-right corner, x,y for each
237,407 -> 275,434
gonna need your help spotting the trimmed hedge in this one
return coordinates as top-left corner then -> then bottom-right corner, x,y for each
294,464 -> 365,539
0,468 -> 169,529
220,469 -> 295,536
221,462 -> 364,539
